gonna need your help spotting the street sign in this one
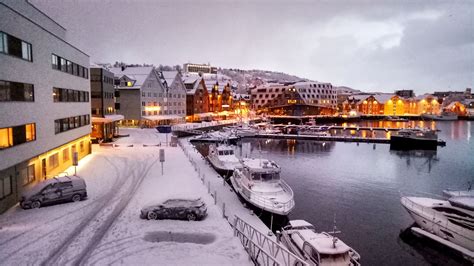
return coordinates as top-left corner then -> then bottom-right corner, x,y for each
159,149 -> 165,175
159,149 -> 165,162
72,152 -> 78,166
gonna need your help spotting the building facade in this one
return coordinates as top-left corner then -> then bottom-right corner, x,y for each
183,63 -> 217,74
90,65 -> 123,142
111,67 -> 186,126
0,0 -> 91,213
251,81 -> 337,116
183,76 -> 210,121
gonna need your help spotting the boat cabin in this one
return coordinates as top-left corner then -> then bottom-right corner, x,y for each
209,144 -> 235,156
291,229 -> 353,265
240,159 -> 281,182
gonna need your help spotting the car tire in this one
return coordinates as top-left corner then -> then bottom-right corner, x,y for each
186,212 -> 197,221
72,194 -> 82,202
147,211 -> 158,220
31,201 -> 41,209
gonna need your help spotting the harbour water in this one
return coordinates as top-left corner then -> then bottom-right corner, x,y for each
240,120 -> 473,265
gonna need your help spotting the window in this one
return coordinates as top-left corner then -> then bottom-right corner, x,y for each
54,115 -> 89,134
62,147 -> 70,162
80,141 -> 84,152
0,32 -> 33,62
49,153 -> 59,169
0,175 -> 12,199
0,123 -> 35,149
0,80 -> 34,102
53,88 -> 89,102
51,54 -> 88,79
20,164 -> 35,186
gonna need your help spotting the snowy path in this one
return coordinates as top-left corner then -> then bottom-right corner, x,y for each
0,128 -> 250,265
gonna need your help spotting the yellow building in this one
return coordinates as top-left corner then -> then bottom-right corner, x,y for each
416,94 -> 440,114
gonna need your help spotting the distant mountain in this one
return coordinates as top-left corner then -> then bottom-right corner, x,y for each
219,68 -> 309,92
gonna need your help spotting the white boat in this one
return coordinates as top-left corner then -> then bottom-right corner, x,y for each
190,130 -> 240,144
421,111 -> 458,121
401,196 -> 474,257
231,158 -> 295,215
279,220 -> 361,266
225,124 -> 259,137
298,126 -> 331,137
443,182 -> 474,198
207,144 -> 242,177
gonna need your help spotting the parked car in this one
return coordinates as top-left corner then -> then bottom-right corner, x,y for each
140,198 -> 207,221
20,176 -> 87,209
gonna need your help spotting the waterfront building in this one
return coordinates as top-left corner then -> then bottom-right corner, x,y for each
183,75 -> 210,122
110,66 -> 186,126
90,65 -> 123,142
0,0 -> 91,213
204,79 -> 233,113
183,63 -> 217,74
251,81 -> 337,116
415,94 -> 440,114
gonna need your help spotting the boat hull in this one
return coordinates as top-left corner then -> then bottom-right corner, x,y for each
207,157 -> 236,177
401,198 -> 474,252
421,114 -> 458,121
230,175 -> 293,216
390,135 -> 438,150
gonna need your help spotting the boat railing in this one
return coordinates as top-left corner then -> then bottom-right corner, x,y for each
233,215 -> 308,266
241,179 -> 295,213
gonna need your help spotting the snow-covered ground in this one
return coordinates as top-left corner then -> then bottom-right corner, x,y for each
0,128 -> 251,265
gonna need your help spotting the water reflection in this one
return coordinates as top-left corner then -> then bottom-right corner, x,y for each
398,225 -> 471,266
389,150 -> 439,173
242,139 -> 336,155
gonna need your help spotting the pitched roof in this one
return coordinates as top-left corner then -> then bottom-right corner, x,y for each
109,66 -> 154,89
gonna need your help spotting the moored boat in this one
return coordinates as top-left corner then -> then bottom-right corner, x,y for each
278,220 -> 361,266
390,128 -> 439,150
231,158 -> 295,215
400,196 -> 474,260
207,143 -> 242,177
421,111 -> 458,121
443,182 -> 474,198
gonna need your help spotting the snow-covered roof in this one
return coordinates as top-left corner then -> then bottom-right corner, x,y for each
289,220 -> 314,228
299,230 -> 351,255
110,66 -> 154,89
372,94 -> 395,104
160,71 -> 179,88
241,158 -> 280,172
415,93 -> 436,101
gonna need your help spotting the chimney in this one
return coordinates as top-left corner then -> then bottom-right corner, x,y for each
121,65 -> 126,71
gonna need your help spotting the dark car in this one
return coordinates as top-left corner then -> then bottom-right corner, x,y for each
140,198 -> 207,221
20,176 -> 87,209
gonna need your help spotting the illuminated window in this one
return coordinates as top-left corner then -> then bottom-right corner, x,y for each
127,81 -> 133,87
63,147 -> 70,162
0,127 -> 13,148
25,123 -> 35,141
49,153 -> 59,169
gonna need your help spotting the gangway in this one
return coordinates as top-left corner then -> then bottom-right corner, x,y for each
233,215 -> 308,266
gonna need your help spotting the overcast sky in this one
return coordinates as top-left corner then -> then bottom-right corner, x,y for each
31,0 -> 473,93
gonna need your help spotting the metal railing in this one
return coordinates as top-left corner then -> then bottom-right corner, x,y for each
233,215 -> 308,266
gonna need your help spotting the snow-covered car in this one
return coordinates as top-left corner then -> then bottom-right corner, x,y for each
20,176 -> 87,209
140,198 -> 207,221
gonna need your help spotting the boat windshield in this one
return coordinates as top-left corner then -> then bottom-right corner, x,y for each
218,150 -> 234,156
251,172 -> 280,181
319,252 -> 350,264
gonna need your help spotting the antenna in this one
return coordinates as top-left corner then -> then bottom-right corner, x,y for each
330,213 -> 341,248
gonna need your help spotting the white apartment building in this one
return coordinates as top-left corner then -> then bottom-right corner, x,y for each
0,0 -> 91,213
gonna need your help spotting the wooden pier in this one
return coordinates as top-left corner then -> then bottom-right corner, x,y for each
247,133 -> 391,144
